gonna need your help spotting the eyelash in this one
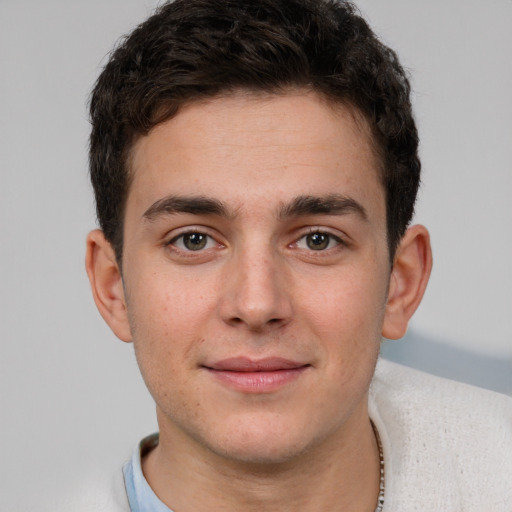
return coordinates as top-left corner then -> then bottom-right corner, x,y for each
293,229 -> 346,252
166,230 -> 220,253
165,228 -> 346,255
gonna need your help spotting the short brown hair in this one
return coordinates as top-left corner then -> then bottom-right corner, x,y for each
89,0 -> 420,263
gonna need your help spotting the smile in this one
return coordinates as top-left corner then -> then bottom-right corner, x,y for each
203,357 -> 311,393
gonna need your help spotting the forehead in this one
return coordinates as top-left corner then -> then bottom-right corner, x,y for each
126,91 -> 384,220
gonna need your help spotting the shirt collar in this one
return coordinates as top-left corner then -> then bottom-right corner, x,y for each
123,433 -> 173,512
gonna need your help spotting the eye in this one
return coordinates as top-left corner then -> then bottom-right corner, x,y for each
296,231 -> 342,251
169,231 -> 217,251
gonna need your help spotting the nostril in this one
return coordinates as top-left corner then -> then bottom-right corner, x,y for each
226,316 -> 285,330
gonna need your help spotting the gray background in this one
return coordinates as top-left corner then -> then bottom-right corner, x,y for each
1,1 -> 511,509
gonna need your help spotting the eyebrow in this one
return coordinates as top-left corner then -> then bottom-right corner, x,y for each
142,193 -> 368,222
143,195 -> 232,221
278,194 -> 368,221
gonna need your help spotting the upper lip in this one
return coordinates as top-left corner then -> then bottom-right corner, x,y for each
205,357 -> 309,372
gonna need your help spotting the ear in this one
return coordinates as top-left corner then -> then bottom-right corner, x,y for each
85,229 -> 132,342
382,224 -> 432,340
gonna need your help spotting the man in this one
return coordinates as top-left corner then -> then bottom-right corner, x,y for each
84,0 -> 512,510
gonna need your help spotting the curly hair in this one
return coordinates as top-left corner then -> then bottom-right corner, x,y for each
89,0 -> 420,263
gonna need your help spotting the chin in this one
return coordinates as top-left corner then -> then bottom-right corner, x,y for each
200,415 -> 329,466
213,439 -> 310,466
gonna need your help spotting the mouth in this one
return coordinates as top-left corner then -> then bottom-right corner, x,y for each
203,357 -> 311,393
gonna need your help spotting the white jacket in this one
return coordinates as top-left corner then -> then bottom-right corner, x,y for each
61,360 -> 512,511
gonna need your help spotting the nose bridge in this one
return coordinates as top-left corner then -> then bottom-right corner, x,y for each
220,237 -> 291,330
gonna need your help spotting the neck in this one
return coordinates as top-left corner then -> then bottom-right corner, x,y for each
142,407 -> 381,512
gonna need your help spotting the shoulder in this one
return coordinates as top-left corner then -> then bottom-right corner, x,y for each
41,461 -> 130,512
370,359 -> 512,511
371,357 -> 512,419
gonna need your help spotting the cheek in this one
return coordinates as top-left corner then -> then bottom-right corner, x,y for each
298,264 -> 388,392
126,274 -> 213,382
303,268 -> 388,336
128,265 -> 217,333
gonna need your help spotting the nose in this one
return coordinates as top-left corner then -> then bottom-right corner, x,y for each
218,245 -> 293,332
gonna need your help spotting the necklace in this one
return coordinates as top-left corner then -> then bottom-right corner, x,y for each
371,421 -> 385,512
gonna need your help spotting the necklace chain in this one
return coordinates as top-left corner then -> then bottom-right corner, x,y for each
371,421 -> 385,512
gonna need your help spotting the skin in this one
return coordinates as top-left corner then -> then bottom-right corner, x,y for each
86,90 -> 432,511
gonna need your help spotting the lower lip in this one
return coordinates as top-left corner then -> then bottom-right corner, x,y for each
206,367 -> 309,393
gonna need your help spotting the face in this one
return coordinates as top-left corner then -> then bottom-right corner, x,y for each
120,91 -> 391,464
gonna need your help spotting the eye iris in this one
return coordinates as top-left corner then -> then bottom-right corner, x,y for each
306,233 -> 329,250
184,233 -> 207,250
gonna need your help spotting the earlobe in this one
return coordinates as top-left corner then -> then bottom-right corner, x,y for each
85,229 -> 132,342
382,225 -> 433,340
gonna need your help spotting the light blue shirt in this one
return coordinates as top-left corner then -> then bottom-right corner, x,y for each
123,434 -> 173,512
